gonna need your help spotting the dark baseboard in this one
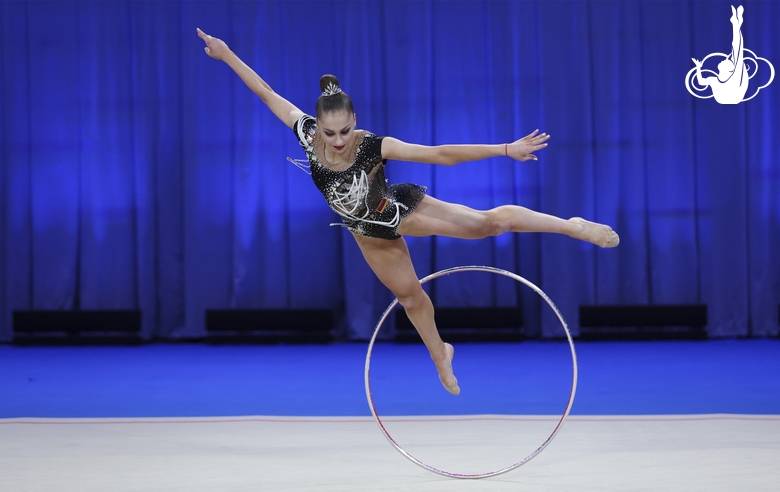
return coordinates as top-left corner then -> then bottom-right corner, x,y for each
395,307 -> 523,343
12,310 -> 143,345
578,305 -> 707,341
205,309 -> 334,344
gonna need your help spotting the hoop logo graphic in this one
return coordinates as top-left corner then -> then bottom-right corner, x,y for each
685,5 -> 774,104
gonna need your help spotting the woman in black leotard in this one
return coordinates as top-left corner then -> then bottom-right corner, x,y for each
197,28 -> 619,396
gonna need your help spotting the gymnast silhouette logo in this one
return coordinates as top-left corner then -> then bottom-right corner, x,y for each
685,5 -> 774,104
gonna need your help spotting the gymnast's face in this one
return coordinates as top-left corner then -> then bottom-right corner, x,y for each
317,110 -> 356,155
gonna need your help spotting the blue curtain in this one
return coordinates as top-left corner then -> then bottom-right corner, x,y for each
1,0 -> 778,341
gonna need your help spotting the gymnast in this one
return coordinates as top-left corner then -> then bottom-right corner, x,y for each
196,28 -> 619,396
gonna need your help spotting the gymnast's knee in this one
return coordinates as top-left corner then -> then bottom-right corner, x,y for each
478,209 -> 512,237
396,285 -> 429,312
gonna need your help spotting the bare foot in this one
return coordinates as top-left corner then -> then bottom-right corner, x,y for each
569,217 -> 620,248
434,343 -> 460,396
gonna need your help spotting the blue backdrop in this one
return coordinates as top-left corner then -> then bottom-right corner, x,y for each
1,0 -> 778,341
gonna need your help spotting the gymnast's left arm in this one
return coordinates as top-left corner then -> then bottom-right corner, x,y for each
381,130 -> 550,166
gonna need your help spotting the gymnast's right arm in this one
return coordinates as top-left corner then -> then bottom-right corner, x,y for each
197,28 -> 304,129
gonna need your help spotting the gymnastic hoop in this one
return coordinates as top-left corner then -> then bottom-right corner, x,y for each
364,265 -> 578,479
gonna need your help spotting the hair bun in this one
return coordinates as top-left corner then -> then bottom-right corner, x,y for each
319,74 -> 340,92
315,74 -> 353,117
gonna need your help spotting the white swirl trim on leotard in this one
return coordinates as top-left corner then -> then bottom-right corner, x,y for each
329,170 -> 406,229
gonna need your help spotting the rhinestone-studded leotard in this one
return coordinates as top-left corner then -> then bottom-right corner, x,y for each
293,114 -> 427,240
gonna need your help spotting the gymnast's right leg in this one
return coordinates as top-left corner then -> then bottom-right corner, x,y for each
352,233 -> 460,396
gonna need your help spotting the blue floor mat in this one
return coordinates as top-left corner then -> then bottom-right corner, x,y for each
1,339 -> 778,418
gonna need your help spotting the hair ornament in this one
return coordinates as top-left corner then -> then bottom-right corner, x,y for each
322,82 -> 342,97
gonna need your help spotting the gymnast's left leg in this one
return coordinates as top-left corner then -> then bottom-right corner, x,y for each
398,195 -> 619,246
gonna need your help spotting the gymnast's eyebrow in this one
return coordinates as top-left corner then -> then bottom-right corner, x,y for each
322,124 -> 351,133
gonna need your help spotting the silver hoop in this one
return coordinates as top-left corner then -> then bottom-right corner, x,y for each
364,265 -> 578,479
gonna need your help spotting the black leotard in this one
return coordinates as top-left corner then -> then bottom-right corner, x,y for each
293,114 -> 426,240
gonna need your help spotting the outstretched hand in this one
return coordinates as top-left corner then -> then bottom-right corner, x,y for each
507,130 -> 550,162
197,28 -> 230,60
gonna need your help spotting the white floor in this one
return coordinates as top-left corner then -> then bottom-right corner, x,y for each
1,414 -> 779,491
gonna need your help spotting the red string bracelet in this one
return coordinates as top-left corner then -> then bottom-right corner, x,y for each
504,143 -> 508,157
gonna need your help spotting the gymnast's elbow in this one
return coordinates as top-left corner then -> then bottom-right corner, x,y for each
435,147 -> 460,167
